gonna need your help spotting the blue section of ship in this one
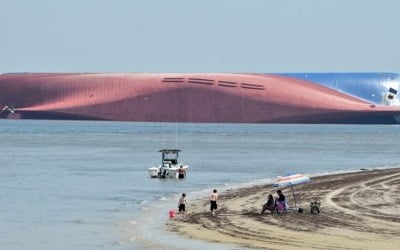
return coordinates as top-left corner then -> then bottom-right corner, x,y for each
275,73 -> 400,106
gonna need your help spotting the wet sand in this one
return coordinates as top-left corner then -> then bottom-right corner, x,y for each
166,168 -> 400,249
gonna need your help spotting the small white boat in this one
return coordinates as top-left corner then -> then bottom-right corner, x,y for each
148,149 -> 189,178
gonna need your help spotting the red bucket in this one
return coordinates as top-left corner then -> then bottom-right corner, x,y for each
168,209 -> 176,219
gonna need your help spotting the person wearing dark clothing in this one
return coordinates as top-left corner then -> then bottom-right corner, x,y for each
160,166 -> 167,178
210,189 -> 218,216
276,189 -> 287,213
178,165 -> 186,179
277,190 -> 286,202
178,193 -> 187,216
261,194 -> 275,214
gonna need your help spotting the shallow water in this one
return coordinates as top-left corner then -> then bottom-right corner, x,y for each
1,120 -> 400,249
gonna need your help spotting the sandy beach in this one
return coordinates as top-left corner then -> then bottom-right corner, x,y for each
167,168 -> 400,250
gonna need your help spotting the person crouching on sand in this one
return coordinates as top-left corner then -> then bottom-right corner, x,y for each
178,193 -> 187,216
210,189 -> 218,216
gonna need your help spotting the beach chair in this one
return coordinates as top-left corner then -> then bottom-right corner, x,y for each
276,201 -> 287,214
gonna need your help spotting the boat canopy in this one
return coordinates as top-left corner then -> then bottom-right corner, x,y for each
158,149 -> 181,153
159,149 -> 181,164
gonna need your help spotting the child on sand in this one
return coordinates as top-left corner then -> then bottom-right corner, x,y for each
178,193 -> 187,216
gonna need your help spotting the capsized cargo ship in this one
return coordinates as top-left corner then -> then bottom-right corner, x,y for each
1,72 -> 400,124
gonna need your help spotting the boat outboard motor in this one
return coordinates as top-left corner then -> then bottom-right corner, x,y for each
160,166 -> 167,178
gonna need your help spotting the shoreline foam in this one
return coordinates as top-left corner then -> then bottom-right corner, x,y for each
166,167 -> 400,250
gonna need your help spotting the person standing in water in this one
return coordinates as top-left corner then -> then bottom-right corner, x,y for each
178,165 -> 186,179
178,193 -> 187,216
210,189 -> 218,216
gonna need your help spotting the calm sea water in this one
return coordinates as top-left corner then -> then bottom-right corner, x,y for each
1,120 -> 400,250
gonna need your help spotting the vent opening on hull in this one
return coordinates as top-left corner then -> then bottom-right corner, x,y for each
388,88 -> 398,100
188,78 -> 214,85
218,80 -> 237,85
161,77 -> 266,91
384,87 -> 398,105
188,78 -> 214,82
218,80 -> 238,88
218,84 -> 237,88
240,82 -> 265,90
162,78 -> 184,83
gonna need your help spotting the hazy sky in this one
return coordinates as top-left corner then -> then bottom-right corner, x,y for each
1,0 -> 399,73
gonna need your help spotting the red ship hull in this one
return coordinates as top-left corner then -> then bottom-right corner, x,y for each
1,73 -> 400,123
